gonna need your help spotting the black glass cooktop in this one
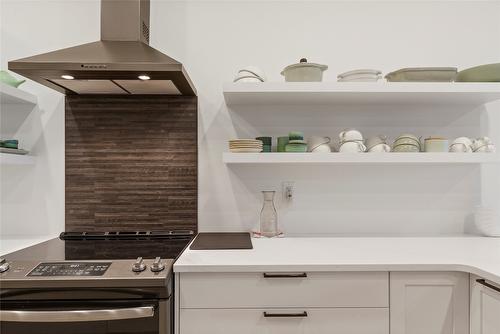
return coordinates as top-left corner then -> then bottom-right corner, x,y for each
3,231 -> 194,261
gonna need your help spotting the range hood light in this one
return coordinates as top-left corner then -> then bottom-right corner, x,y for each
61,75 -> 74,80
138,75 -> 150,81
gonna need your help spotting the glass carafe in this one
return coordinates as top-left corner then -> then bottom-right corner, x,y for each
260,191 -> 278,237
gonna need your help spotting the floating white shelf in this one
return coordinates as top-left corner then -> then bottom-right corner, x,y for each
223,152 -> 500,165
0,83 -> 37,106
0,153 -> 36,165
223,82 -> 500,107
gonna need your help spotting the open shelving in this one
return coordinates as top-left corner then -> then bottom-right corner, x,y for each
223,82 -> 500,107
0,152 -> 36,165
223,152 -> 500,165
0,83 -> 37,106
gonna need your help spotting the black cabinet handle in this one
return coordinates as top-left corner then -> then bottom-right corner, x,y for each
476,279 -> 500,293
264,311 -> 308,318
263,273 -> 307,278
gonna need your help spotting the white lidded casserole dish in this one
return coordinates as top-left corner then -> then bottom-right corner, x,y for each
281,58 -> 328,82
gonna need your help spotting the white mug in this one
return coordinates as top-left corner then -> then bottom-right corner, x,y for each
368,143 -> 391,153
450,143 -> 471,153
339,129 -> 363,144
339,141 -> 366,153
308,136 -> 331,152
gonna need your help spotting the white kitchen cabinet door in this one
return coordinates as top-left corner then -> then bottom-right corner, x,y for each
390,272 -> 469,334
470,275 -> 500,334
180,308 -> 389,334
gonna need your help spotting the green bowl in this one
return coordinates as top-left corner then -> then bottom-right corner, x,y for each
456,63 -> 500,82
0,71 -> 26,88
285,143 -> 307,152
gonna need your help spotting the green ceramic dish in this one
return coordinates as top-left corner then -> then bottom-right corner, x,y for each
456,63 -> 500,82
0,71 -> 26,88
285,143 -> 307,152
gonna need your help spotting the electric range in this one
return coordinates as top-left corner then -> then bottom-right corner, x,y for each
0,230 -> 194,334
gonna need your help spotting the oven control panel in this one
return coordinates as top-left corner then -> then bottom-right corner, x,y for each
27,262 -> 111,277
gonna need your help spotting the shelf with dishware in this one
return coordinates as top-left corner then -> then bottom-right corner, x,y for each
0,82 -> 37,106
0,152 -> 36,165
223,152 -> 500,165
223,82 -> 500,107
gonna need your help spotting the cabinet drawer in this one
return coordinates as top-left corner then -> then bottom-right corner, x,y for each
180,308 -> 389,334
180,271 -> 388,308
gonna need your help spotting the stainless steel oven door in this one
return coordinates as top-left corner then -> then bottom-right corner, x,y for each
0,299 -> 169,334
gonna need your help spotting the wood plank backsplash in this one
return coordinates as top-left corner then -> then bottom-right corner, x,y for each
65,95 -> 197,232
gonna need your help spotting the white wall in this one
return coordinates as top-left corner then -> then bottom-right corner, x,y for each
0,0 -> 100,239
1,0 -> 499,238
151,0 -> 500,235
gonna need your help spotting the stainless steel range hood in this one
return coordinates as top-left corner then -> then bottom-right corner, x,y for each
8,0 -> 196,96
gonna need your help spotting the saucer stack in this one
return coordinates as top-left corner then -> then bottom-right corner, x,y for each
337,69 -> 382,82
229,139 -> 263,153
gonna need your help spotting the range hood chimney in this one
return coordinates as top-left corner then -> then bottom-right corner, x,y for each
8,0 -> 196,96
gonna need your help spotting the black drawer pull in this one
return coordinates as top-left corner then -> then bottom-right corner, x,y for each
263,273 -> 307,278
264,311 -> 308,318
477,279 -> 500,293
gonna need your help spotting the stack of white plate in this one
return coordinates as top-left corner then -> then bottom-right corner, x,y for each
337,69 -> 382,82
229,139 -> 263,153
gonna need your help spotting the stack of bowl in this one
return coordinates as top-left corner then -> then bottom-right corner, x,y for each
285,131 -> 307,152
233,66 -> 266,83
393,134 -> 421,152
228,139 -> 263,153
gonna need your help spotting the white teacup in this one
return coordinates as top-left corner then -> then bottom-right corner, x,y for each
311,144 -> 332,153
368,143 -> 391,153
450,137 -> 473,153
308,136 -> 331,152
366,135 -> 388,151
339,141 -> 366,153
339,129 -> 363,144
472,137 -> 495,152
474,144 -> 496,153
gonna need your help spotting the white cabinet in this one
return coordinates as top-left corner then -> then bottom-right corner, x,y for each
178,272 -> 389,334
390,272 -> 469,334
471,275 -> 500,334
180,308 -> 389,334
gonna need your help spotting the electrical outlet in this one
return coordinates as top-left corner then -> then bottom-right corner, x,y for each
282,181 -> 295,201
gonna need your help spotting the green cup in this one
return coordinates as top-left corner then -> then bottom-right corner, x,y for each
277,136 -> 289,152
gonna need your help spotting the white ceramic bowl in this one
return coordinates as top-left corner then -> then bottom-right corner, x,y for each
238,66 -> 266,81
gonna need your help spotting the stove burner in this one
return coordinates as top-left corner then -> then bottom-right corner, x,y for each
60,230 -> 195,241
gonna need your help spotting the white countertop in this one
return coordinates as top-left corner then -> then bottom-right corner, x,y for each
174,237 -> 500,284
0,235 -> 57,256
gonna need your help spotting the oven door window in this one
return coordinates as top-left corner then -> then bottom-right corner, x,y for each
0,299 -> 166,334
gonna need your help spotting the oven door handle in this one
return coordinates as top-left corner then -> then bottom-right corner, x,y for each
0,306 -> 155,322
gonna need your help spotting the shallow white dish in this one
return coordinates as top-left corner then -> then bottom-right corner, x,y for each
229,148 -> 263,153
